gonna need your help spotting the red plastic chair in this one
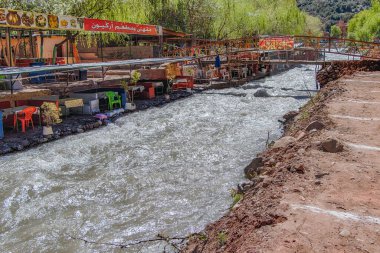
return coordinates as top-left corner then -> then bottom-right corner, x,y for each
172,76 -> 194,91
14,106 -> 37,133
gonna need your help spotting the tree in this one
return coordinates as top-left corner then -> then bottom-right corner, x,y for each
330,25 -> 342,38
0,0 -> 323,41
347,0 -> 380,41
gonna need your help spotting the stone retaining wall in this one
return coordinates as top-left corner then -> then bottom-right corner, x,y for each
317,60 -> 380,87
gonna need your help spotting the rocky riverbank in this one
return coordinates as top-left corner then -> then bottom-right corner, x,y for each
183,64 -> 380,252
317,60 -> 380,87
0,91 -> 193,156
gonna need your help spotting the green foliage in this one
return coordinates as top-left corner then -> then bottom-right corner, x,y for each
330,25 -> 342,38
130,70 -> 141,85
217,231 -> 228,246
297,0 -> 371,30
230,188 -> 243,207
305,15 -> 323,36
0,0 -> 76,14
0,0 -> 322,39
197,233 -> 208,241
40,102 -> 62,126
347,0 -> 380,41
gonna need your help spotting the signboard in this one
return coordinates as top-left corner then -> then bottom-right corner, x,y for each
0,8 -> 84,31
84,18 -> 159,36
259,37 -> 294,50
0,8 -> 162,36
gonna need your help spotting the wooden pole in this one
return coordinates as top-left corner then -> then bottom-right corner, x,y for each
29,30 -> 34,58
6,27 -> 12,67
40,31 -> 44,61
66,32 -> 69,64
227,42 -> 232,83
158,26 -> 163,58
99,33 -> 105,81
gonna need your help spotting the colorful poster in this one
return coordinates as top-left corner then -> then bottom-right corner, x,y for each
259,37 -> 294,50
0,8 -> 84,31
84,18 -> 159,36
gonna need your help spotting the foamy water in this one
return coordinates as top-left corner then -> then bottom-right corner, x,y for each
0,66 -> 316,252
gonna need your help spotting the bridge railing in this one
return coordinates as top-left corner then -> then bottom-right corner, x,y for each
164,35 -> 380,60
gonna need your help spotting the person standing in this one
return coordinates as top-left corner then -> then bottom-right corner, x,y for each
215,54 -> 221,78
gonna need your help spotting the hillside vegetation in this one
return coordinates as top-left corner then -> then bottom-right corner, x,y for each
3,0 -> 322,39
347,0 -> 380,41
297,0 -> 371,29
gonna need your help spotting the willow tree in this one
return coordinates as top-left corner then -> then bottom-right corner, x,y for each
0,0 -> 323,41
209,0 -> 320,38
0,0 -> 77,14
146,0 -> 186,33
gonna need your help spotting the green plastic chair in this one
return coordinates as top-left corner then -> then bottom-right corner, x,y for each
0,75 -> 6,90
105,91 -> 122,110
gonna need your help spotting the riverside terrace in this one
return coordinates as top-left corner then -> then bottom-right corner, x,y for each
0,48 -> 331,155
0,57 -> 195,155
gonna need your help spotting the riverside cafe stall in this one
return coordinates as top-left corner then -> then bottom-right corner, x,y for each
0,8 -> 192,139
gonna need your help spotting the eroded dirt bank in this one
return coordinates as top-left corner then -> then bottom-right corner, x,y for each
183,66 -> 380,252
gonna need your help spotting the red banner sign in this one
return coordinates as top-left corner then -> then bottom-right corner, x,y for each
84,18 -> 160,36
259,37 -> 294,50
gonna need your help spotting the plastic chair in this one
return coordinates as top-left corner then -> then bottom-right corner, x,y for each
14,106 -> 37,133
105,91 -> 122,110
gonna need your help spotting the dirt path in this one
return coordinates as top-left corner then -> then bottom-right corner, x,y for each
184,71 -> 380,253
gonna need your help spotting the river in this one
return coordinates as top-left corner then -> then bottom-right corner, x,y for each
0,66 -> 317,252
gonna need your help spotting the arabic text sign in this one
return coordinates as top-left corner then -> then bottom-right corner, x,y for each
84,18 -> 159,36
259,37 -> 294,50
0,8 -> 84,31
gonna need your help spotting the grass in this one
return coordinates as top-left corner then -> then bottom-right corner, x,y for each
197,233 -> 208,241
230,189 -> 243,208
298,93 -> 322,121
217,231 -> 228,247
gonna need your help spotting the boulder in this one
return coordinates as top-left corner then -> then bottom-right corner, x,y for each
244,157 -> 264,180
273,136 -> 296,149
254,89 -> 271,97
305,121 -> 325,132
283,111 -> 299,121
322,137 -> 344,153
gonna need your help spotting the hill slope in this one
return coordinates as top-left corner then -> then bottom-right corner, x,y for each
297,0 -> 371,29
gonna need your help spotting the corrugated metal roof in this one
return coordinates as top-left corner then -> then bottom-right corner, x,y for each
0,57 -> 193,76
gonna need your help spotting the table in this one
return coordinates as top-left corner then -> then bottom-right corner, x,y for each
2,105 -> 41,131
2,105 -> 30,117
128,85 -> 145,92
59,98 -> 84,118
127,85 -> 145,103
28,95 -> 60,109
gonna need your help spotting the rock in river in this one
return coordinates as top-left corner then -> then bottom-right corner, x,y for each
244,157 -> 264,180
283,111 -> 299,121
254,89 -> 271,97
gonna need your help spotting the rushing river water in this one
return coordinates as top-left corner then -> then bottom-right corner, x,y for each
0,66 -> 317,252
